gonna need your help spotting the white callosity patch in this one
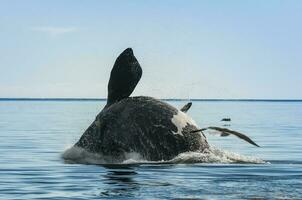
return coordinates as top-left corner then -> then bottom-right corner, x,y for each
171,110 -> 198,135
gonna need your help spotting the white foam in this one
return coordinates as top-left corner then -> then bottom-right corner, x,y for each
171,110 -> 198,135
169,146 -> 266,164
62,146 -> 148,165
62,145 -> 266,165
62,146 -> 105,164
122,152 -> 147,164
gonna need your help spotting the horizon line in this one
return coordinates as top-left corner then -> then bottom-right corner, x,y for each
0,97 -> 301,102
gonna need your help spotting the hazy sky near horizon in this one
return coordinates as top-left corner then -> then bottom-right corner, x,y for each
1,0 -> 301,99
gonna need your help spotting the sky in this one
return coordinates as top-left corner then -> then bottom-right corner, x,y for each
0,0 -> 301,99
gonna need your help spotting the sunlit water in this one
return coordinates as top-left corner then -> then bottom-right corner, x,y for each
0,99 -> 301,199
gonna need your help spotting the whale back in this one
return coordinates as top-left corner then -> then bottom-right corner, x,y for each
75,96 -> 209,161
107,48 -> 142,106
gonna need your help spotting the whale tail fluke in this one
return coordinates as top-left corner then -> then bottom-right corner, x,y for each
191,127 -> 260,147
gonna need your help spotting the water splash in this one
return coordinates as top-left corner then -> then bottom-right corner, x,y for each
169,146 -> 266,164
62,145 -> 266,165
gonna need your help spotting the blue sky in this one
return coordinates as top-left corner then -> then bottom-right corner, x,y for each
1,0 -> 301,99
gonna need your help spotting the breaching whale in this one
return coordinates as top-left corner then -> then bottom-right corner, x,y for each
67,48 -> 259,163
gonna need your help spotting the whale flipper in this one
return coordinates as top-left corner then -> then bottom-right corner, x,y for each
107,48 -> 142,106
191,127 -> 260,147
180,102 -> 192,113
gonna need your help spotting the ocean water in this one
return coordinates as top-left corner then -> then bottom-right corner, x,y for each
0,99 -> 301,199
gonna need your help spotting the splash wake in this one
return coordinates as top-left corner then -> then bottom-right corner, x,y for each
62,145 -> 265,165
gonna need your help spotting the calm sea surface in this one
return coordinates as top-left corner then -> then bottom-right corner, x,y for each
0,100 -> 301,199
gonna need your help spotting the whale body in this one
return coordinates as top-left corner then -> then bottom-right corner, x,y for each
70,48 -> 209,162
76,96 -> 209,161
67,48 -> 259,163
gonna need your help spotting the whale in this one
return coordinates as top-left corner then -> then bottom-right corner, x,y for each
67,48 -> 259,163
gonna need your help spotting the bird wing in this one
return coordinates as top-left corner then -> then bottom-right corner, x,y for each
191,126 -> 260,147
